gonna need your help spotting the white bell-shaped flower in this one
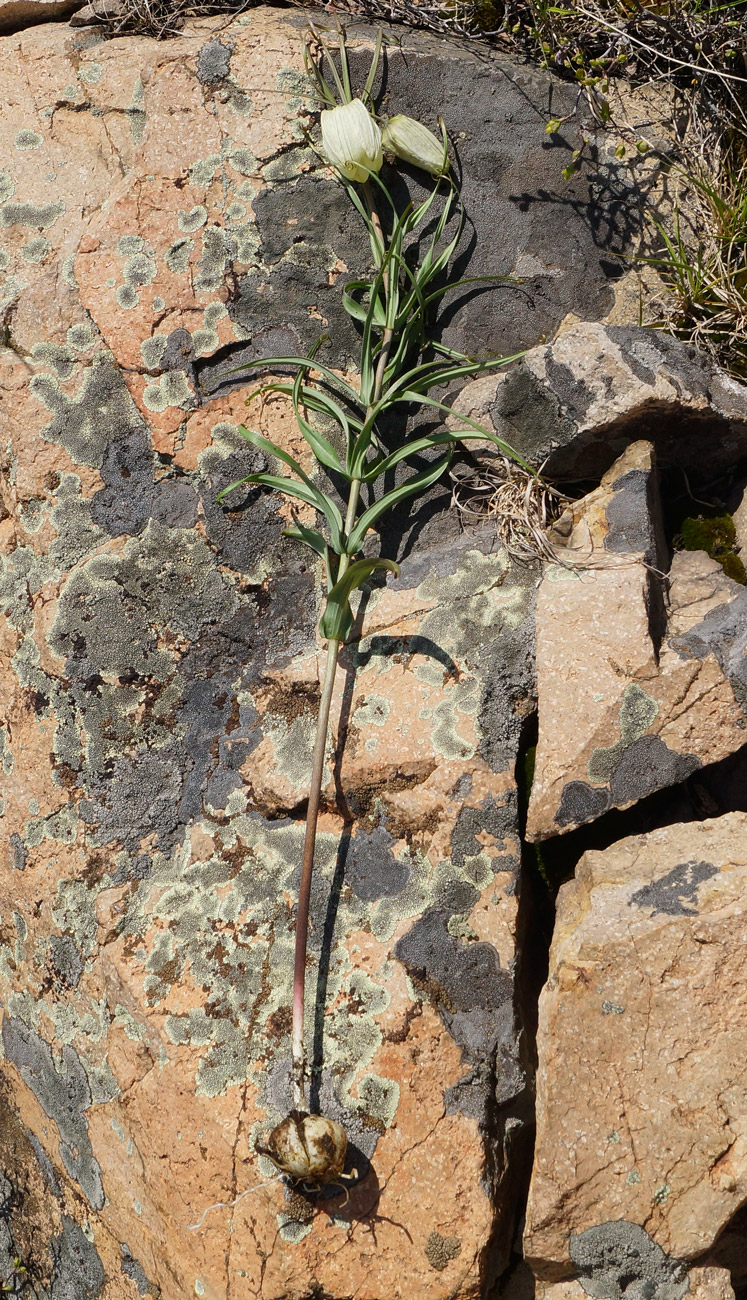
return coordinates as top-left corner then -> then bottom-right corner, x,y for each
382,114 -> 448,176
320,98 -> 383,184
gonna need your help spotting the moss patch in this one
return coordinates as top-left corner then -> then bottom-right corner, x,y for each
676,513 -> 746,585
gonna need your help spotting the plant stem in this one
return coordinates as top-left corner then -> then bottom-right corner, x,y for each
290,182 -> 397,1112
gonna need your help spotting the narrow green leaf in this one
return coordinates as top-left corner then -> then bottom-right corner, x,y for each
283,523 -> 335,587
290,354 -> 348,476
361,30 -> 383,106
206,354 -> 360,404
342,279 -> 387,326
220,472 -> 344,551
396,391 -> 536,473
237,425 -> 317,489
319,558 -> 400,642
347,454 -> 453,553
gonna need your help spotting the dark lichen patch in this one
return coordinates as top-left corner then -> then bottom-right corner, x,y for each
49,935 -> 83,989
31,356 -> 145,469
450,794 -> 517,868
0,1019 -> 104,1211
90,430 -> 155,537
489,363 -> 576,464
569,1220 -> 688,1300
346,825 -> 410,902
120,1243 -> 161,1297
605,467 -> 663,565
608,736 -> 701,805
394,907 -> 512,1061
555,780 -> 611,828
229,175 -> 371,367
49,1216 -> 106,1300
80,745 -> 184,853
424,1231 -> 462,1271
50,524 -> 238,677
587,684 -> 659,784
196,38 -> 233,83
629,859 -> 719,917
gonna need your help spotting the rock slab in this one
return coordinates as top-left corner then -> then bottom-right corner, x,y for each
527,440 -> 747,840
524,812 -> 747,1274
451,322 -> 747,479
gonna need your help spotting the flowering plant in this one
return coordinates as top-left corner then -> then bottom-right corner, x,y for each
216,24 -> 532,1182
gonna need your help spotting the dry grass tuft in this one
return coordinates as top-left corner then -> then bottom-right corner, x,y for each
450,456 -> 570,561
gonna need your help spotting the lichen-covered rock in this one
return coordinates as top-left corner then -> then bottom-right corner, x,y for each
0,1088 -> 153,1298
450,322 -> 747,479
526,441 -> 747,840
0,11 -> 628,1295
524,812 -> 747,1274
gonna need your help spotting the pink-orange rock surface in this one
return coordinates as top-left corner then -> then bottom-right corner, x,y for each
4,7 -> 747,1300
526,441 -> 747,840
0,10 -> 592,1297
524,812 -> 747,1278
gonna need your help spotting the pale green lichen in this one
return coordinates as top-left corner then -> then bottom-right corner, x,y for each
140,334 -> 168,369
227,88 -> 252,117
15,130 -> 43,150
178,205 -> 208,234
225,200 -> 247,225
233,220 -> 260,266
61,253 -> 78,288
49,476 -> 108,570
194,225 -> 230,293
353,695 -> 391,728
1,201 -> 65,229
165,238 -> 193,274
0,727 -> 12,777
67,322 -> 96,352
78,62 -> 103,84
189,155 -> 221,186
228,147 -> 257,178
31,342 -> 76,380
0,547 -> 56,628
263,148 -> 315,184
123,251 -> 157,288
116,285 -> 139,310
19,499 -> 44,532
21,237 -> 50,263
0,275 -> 27,309
142,370 -> 194,413
191,329 -> 219,357
25,806 -> 79,851
587,683 -> 659,783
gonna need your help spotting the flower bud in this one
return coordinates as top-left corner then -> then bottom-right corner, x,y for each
381,115 -> 448,176
257,1111 -> 347,1184
320,98 -> 383,184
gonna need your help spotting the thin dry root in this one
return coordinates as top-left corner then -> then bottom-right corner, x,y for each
187,1180 -> 278,1231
